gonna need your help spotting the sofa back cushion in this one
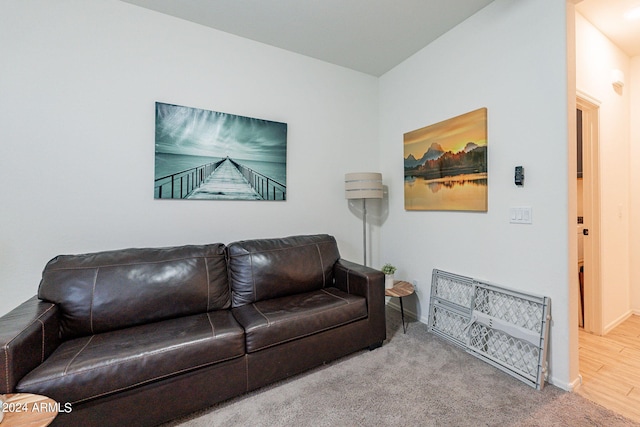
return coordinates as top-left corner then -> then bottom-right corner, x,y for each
38,244 -> 229,339
227,234 -> 340,307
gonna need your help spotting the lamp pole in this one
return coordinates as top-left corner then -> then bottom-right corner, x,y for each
344,172 -> 382,269
362,198 -> 367,266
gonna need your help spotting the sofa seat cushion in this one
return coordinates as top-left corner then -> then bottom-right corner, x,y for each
15,311 -> 245,404
232,287 -> 367,353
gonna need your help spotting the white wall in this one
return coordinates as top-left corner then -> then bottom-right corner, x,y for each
575,13 -> 632,329
0,0 -> 379,315
0,0 -> 580,390
631,55 -> 640,313
379,0 -> 573,387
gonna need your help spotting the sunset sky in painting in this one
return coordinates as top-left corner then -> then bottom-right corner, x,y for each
404,108 -> 487,158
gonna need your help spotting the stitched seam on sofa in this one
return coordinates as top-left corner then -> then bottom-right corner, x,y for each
2,303 -> 56,392
320,288 -> 350,303
68,355 -> 242,405
38,319 -> 45,363
25,333 -> 230,387
64,336 -> 94,375
250,254 -> 256,302
248,315 -> 367,353
1,303 -> 57,347
249,300 -> 357,331
227,239 -> 333,257
206,312 -> 216,338
3,345 -> 8,391
252,304 -> 271,326
43,255 -> 213,271
89,268 -> 98,335
204,257 -> 211,311
244,354 -> 249,392
315,243 -> 326,288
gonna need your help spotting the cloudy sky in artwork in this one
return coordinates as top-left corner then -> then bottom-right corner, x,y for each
155,102 -> 287,163
404,107 -> 487,158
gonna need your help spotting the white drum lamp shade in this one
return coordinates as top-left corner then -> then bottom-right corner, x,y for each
345,173 -> 383,199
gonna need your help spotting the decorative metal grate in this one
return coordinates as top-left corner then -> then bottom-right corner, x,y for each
468,322 -> 541,382
429,301 -> 470,347
430,269 -> 474,310
427,270 -> 551,390
474,286 -> 545,333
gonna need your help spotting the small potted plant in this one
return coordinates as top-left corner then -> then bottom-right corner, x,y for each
381,263 -> 397,289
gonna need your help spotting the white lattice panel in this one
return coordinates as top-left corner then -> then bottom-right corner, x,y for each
427,270 -> 551,390
431,269 -> 474,310
429,301 -> 470,347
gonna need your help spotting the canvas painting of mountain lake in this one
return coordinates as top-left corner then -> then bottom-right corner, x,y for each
404,108 -> 487,211
154,102 -> 287,200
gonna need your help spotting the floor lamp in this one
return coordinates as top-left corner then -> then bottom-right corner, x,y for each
345,172 -> 383,266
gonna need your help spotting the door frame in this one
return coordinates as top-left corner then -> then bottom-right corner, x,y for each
577,91 -> 603,335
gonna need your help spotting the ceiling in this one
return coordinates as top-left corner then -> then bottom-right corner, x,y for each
120,0 -> 640,76
119,0 -> 495,76
576,0 -> 640,57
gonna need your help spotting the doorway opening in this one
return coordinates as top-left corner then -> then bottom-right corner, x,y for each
576,92 -> 602,335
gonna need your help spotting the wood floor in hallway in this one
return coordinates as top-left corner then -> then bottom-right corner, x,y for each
577,314 -> 640,423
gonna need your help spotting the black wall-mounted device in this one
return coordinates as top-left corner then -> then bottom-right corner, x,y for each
515,166 -> 524,186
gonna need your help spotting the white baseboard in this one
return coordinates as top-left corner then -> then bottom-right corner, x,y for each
385,300 -> 426,324
603,310 -> 634,334
550,374 -> 581,392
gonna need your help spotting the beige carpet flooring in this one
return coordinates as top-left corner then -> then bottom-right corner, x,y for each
162,307 -> 639,426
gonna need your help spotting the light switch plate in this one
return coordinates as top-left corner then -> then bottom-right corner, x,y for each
510,207 -> 532,224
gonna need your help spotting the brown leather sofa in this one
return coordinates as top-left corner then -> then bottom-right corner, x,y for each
0,234 -> 385,426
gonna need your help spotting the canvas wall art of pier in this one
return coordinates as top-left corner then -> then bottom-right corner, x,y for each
154,102 -> 287,201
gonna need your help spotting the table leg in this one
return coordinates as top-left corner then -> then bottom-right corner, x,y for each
400,296 -> 406,333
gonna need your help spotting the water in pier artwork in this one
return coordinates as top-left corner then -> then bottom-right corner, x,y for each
154,102 -> 287,201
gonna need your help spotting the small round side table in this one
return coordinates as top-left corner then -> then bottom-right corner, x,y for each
385,280 -> 415,333
1,393 -> 58,426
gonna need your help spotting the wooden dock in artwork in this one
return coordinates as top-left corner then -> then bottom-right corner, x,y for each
188,158 -> 261,200
154,157 -> 286,200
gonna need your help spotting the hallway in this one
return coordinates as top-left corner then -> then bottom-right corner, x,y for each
577,315 -> 640,422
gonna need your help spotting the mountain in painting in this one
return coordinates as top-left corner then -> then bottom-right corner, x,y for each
425,143 -> 445,159
463,142 -> 478,153
404,143 -> 486,180
404,143 -> 445,168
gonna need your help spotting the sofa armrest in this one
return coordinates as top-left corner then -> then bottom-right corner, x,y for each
334,259 -> 383,297
334,259 -> 386,345
0,296 -> 60,393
